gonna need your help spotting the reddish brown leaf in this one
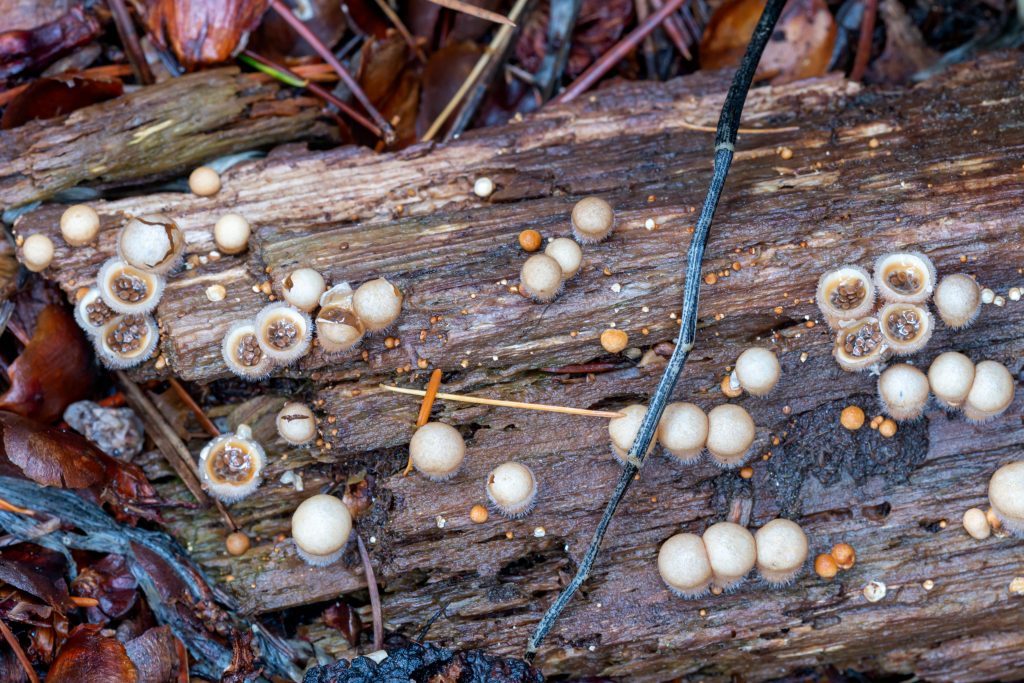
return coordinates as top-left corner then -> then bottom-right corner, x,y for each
700,0 -> 837,83
415,41 -> 481,139
0,2 -> 73,35
322,601 -> 363,647
0,545 -> 69,611
250,0 -> 347,59
45,624 -> 138,683
341,0 -> 390,39
0,305 -> 95,423
70,555 -> 137,622
1,76 -> 122,129
866,0 -> 938,85
0,6 -> 101,80
144,0 -> 271,70
515,0 -> 633,78
123,627 -> 183,683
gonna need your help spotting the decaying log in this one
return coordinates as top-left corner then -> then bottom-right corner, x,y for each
0,67 -> 333,209
16,52 -> 1024,681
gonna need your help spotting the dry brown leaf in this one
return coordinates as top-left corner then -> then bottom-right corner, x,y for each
144,0 -> 271,70
45,624 -> 138,683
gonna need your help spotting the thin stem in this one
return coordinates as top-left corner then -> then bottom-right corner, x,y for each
0,616 -> 39,683
380,384 -> 624,418
525,0 -> 787,658
356,534 -> 384,651
108,0 -> 154,85
534,0 -> 584,99
371,0 -> 427,63
850,0 -> 878,81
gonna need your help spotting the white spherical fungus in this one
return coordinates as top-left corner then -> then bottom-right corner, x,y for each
544,237 -> 583,279
486,462 -> 537,518
117,214 -> 184,274
815,265 -> 875,328
877,363 -> 930,421
21,234 -> 54,272
962,507 -> 991,540
754,518 -> 808,586
221,320 -> 276,380
282,268 -> 326,312
189,166 -> 221,196
988,461 -> 1024,537
519,254 -> 563,302
657,402 -> 708,463
702,521 -> 756,591
254,302 -> 312,364
198,424 -> 266,503
705,404 -> 756,467
97,258 -> 165,315
409,422 -> 466,481
927,351 -> 975,410
94,314 -> 159,369
214,213 -> 251,255
276,402 -> 317,446
873,251 -> 936,304
473,177 -> 495,198
570,196 -> 614,243
734,347 -> 781,397
934,273 -> 981,329
291,494 -> 353,566
657,533 -> 713,598
352,277 -> 403,332
608,404 -> 656,463
60,204 -> 100,246
963,360 -> 1014,422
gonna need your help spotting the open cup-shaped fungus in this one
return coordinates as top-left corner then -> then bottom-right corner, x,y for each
964,360 -> 1014,422
95,314 -> 159,369
927,351 -> 975,410
878,303 -> 933,355
873,252 -> 936,304
199,424 -> 266,503
832,317 -> 887,372
754,518 -> 808,586
608,404 -> 656,463
486,462 -> 537,518
702,521 -> 756,591
222,320 -> 276,380
117,214 -> 185,275
291,494 -> 353,566
657,402 -> 708,463
98,258 -> 165,315
316,283 -> 365,354
409,422 -> 466,481
878,363 -> 929,421
519,254 -> 563,302
988,461 -> 1024,537
734,347 -> 781,396
658,533 -> 713,598
255,303 -> 312,364
705,404 -> 755,467
276,402 -> 317,446
934,273 -> 982,329
352,277 -> 403,332
570,196 -> 614,244
815,265 -> 875,328
74,287 -> 117,337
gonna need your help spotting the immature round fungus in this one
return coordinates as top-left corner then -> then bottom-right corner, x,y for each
21,234 -> 54,272
734,347 -> 781,396
352,277 -> 403,332
95,314 -> 159,369
118,214 -> 185,274
97,258 -> 165,314
964,360 -> 1014,422
519,254 -> 563,302
830,543 -> 856,570
815,265 -> 875,327
832,317 -> 887,372
873,251 -> 936,304
927,351 -> 975,409
878,363 -> 929,421
316,283 -> 364,353
705,404 -> 756,467
254,302 -> 312,364
198,424 -> 266,503
74,287 -> 117,337
934,273 -> 981,329
189,166 -> 221,196
222,320 -> 275,380
291,494 -> 353,566
486,462 -> 537,518
840,405 -> 865,430
600,328 -> 629,354
657,402 -> 708,463
878,303 -> 933,355
214,213 -> 251,255
276,402 -> 317,446
409,422 -> 466,481
226,531 -> 251,556
473,177 -> 495,198
60,204 -> 100,246
608,404 -> 656,463
544,238 -> 583,278
990,461 -> 1024,535
962,507 -> 991,540
702,522 -> 756,590
754,519 -> 808,586
570,196 -> 614,243
518,229 -> 542,252
814,553 -> 838,579
282,268 -> 326,312
657,533 -> 713,597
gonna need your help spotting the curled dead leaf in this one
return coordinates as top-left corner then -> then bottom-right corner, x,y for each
46,624 -> 138,683
144,0 -> 271,70
0,6 -> 101,80
1,76 -> 123,130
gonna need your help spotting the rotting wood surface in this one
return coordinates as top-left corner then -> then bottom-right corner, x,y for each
15,52 -> 1024,681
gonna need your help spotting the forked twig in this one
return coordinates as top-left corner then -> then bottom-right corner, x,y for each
525,0 -> 788,658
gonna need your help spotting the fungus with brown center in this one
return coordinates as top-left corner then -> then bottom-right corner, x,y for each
316,283 -> 365,353
409,422 -> 466,481
934,273 -> 981,329
60,204 -> 100,246
873,251 -> 936,304
544,237 -> 583,278
570,196 -> 614,243
702,521 -> 756,590
291,494 -> 353,566
988,461 -> 1024,536
118,214 -> 185,274
657,533 -> 713,598
519,254 -> 563,302
657,402 -> 708,463
222,320 -> 276,380
95,314 -> 159,369
276,402 -> 317,446
97,258 -> 166,315
189,166 -> 221,196
878,303 -> 933,355
214,213 -> 251,255
705,404 -> 756,467
963,360 -> 1014,422
733,347 -> 781,396
608,404 -> 656,463
486,462 -> 537,518
254,302 -> 312,364
832,317 -> 887,372
754,518 -> 808,586
282,268 -> 326,312
198,424 -> 266,503
352,277 -> 403,332
927,351 -> 975,410
815,265 -> 875,328
877,363 -> 929,421
74,287 -> 117,337
21,234 -> 54,272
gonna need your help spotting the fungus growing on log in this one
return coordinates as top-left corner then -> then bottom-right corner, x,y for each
878,363 -> 930,421
117,214 -> 184,274
291,494 -> 353,566
254,302 -> 312,364
658,533 -> 713,598
816,265 -> 875,328
702,522 -> 756,591
486,462 -> 537,518
97,258 -> 165,315
754,519 -> 808,586
934,273 -> 982,329
874,252 -> 936,304
198,424 -> 266,503
409,422 -> 466,481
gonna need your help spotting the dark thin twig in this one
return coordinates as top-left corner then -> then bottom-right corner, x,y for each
269,0 -> 395,143
370,0 -> 427,63
534,0 -> 584,100
0,616 -> 38,683
650,0 -> 697,60
169,378 -> 220,439
356,534 -> 384,651
552,0 -> 691,104
850,0 -> 878,81
107,0 -> 154,85
415,601 -> 449,643
525,0 -> 788,658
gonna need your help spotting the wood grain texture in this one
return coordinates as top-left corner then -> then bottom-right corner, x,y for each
19,52 -> 1024,681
